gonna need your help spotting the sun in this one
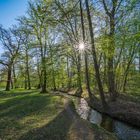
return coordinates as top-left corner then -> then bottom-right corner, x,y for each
78,42 -> 85,51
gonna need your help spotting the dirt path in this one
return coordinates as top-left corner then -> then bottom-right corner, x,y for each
64,100 -> 95,140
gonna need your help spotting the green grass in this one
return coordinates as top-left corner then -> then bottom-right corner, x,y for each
0,89 -> 71,140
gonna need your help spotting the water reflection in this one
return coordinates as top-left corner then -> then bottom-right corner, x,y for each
114,121 -> 140,140
77,98 -> 90,120
89,109 -> 102,125
101,115 -> 114,132
76,98 -> 140,140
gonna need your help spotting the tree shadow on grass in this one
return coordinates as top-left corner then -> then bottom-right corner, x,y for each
0,93 -> 65,139
19,108 -> 73,140
0,94 -> 54,119
0,89 -> 38,99
0,95 -> 62,134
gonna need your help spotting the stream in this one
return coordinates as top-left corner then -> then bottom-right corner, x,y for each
76,98 -> 140,140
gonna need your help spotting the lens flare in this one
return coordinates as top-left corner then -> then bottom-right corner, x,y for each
79,42 -> 85,51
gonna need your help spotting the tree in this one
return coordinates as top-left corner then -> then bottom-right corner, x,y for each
85,0 -> 107,107
79,0 -> 91,95
0,26 -> 22,91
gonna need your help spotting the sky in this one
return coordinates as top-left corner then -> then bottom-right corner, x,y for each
0,0 -> 29,54
0,0 -> 28,29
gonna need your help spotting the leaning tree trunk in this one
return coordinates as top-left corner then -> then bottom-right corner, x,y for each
85,0 -> 107,108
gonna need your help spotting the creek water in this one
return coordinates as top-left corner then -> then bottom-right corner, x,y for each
76,98 -> 140,140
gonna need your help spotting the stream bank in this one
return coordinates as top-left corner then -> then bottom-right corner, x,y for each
57,88 -> 140,127
54,90 -> 140,140
77,98 -> 140,140
87,95 -> 140,128
54,92 -> 118,140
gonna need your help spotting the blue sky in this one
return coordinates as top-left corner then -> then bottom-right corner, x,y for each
0,0 -> 29,54
0,0 -> 28,29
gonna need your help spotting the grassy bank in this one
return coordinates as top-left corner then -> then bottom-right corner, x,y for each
0,89 -> 70,140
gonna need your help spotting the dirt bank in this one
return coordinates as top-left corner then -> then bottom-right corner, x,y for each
87,95 -> 140,128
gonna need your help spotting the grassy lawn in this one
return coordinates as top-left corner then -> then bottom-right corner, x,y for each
0,89 -> 119,140
0,89 -> 72,140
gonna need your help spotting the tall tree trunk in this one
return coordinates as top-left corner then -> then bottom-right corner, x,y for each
108,15 -> 116,101
50,46 -> 56,91
123,72 -> 128,93
52,67 -> 56,91
101,0 -> 120,100
43,65 -> 47,93
36,50 -> 41,89
41,29 -> 47,93
103,54 -> 107,88
77,54 -> 82,92
80,0 -> 91,95
41,56 -> 47,93
85,0 -> 107,107
27,68 -> 31,90
39,32 -> 47,93
11,79 -> 13,89
40,64 -> 47,93
25,75 -> 27,89
122,47 -> 136,92
25,49 -> 31,90
67,56 -> 71,89
13,64 -> 17,88
6,65 -> 12,91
